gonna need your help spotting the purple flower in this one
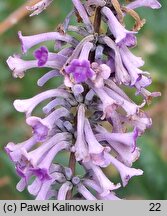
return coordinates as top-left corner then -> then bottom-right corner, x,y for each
65,59 -> 94,83
72,104 -> 90,162
34,46 -> 48,67
5,0 -> 161,200
84,118 -> 111,167
7,53 -> 66,79
101,6 -> 137,47
18,31 -> 78,54
72,84 -> 84,96
120,48 -> 149,86
24,133 -> 71,168
95,126 -> 140,167
77,183 -> 97,200
65,41 -> 95,83
57,181 -> 73,200
13,89 -> 71,116
84,162 -> 121,196
96,125 -> 139,150
104,86 -> 145,116
106,153 -> 143,187
5,137 -> 36,163
101,36 -> 130,85
91,63 -> 112,88
120,45 -> 144,68
26,107 -> 70,141
31,141 -> 70,181
87,81 -> 117,119
6,54 -> 37,78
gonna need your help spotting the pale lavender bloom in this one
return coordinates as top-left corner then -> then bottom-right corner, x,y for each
36,172 -> 66,200
28,168 -> 64,199
18,31 -> 78,54
106,153 -> 143,187
120,45 -> 144,68
91,63 -> 112,88
5,137 -> 36,162
120,112 -> 152,135
120,48 -> 150,86
137,88 -> 161,101
101,7 -> 137,47
6,54 -> 37,78
104,86 -> 145,116
83,178 -> 120,199
96,125 -> 138,150
126,0 -> 161,10
84,162 -> 121,196
72,104 -> 90,162
95,126 -> 140,167
13,89 -> 71,116
6,54 -> 66,79
16,173 -> 32,192
136,75 -> 152,89
57,181 -> 73,200
101,36 -> 130,85
87,81 -> 117,119
35,179 -> 54,200
21,133 -> 71,168
72,84 -> 84,96
84,118 -> 111,167
106,108 -> 124,133
104,79 -> 132,102
77,183 -> 97,200
31,141 -> 70,181
26,107 -> 70,142
111,143 -> 140,167
63,35 -> 94,69
114,46 -> 131,85
83,179 -> 102,193
11,134 -> 69,192
28,177 -> 42,196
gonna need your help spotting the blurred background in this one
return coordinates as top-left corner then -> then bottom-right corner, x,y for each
0,0 -> 166,200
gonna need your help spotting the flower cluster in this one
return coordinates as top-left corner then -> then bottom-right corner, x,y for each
6,0 -> 161,200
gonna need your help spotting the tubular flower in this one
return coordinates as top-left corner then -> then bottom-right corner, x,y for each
5,0 -> 161,200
